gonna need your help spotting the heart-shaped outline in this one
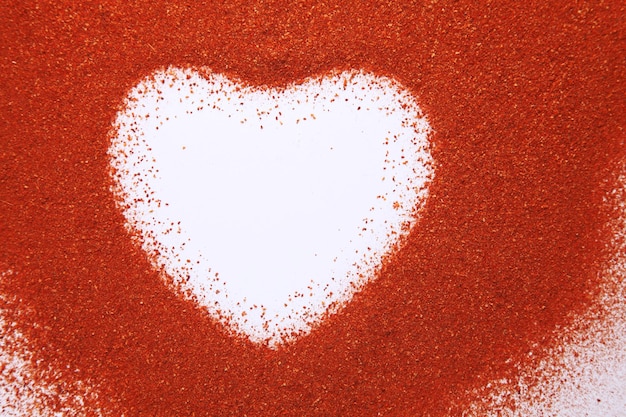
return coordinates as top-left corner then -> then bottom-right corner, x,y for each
107,67 -> 435,346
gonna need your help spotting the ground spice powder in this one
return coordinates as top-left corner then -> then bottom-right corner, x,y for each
1,1 -> 625,415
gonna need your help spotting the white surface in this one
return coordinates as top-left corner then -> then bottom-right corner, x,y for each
108,67 -> 433,345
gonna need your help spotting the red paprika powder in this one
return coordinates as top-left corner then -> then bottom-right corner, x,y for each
1,0 -> 624,415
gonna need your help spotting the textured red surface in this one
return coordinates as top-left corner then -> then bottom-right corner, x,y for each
1,1 -> 624,415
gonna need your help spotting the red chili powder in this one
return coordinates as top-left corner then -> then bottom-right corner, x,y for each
1,1 -> 624,415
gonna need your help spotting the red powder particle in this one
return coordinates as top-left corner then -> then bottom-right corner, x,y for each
0,1 -> 624,416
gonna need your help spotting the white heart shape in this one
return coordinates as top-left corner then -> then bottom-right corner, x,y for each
108,67 -> 433,346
